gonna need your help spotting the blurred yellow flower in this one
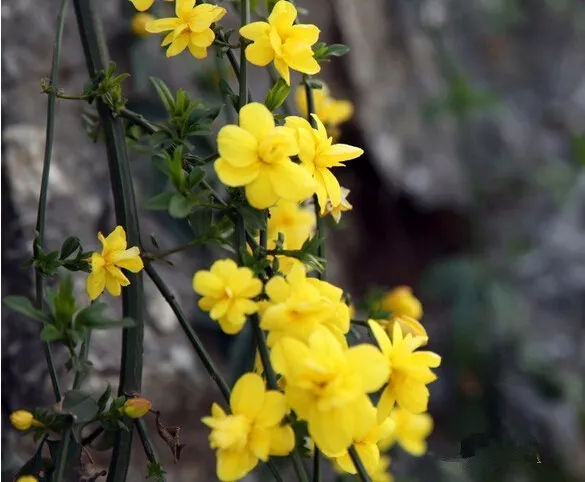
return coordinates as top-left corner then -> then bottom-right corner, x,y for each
202,373 -> 295,481
331,401 -> 394,476
16,477 -> 38,482
123,397 -> 152,418
145,0 -> 226,59
261,263 -> 350,346
193,259 -> 262,334
378,407 -> 433,456
370,456 -> 394,482
285,114 -> 363,213
131,13 -> 155,36
368,320 -> 441,420
214,103 -> 315,209
295,84 -> 354,129
240,0 -> 320,84
271,327 -> 389,454
381,286 -> 423,320
86,226 -> 144,301
129,0 -> 155,11
323,186 -> 352,223
10,410 -> 41,431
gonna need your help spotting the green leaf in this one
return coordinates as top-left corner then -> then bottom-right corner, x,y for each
188,207 -> 213,237
53,276 -> 77,327
150,77 -> 175,113
219,79 -> 239,112
169,194 -> 196,218
324,43 -> 350,57
313,42 -> 350,62
40,324 -> 62,342
264,78 -> 291,111
75,302 -> 135,330
60,237 -> 81,260
186,167 -> 205,189
97,384 -> 112,411
146,191 -> 174,211
62,390 -> 99,423
147,461 -> 167,481
4,296 -> 50,323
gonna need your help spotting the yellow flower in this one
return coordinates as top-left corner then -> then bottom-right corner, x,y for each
332,401 -> 394,476
271,327 -> 389,454
85,226 -> 144,301
381,286 -> 423,320
368,320 -> 441,420
145,0 -> 226,59
240,0 -> 320,85
284,114 -> 363,213
131,13 -> 155,36
10,410 -> 41,431
202,373 -> 295,481
323,186 -> 352,223
16,477 -> 38,482
378,407 -> 433,456
129,0 -> 155,11
370,456 -> 394,482
295,84 -> 354,129
193,259 -> 262,334
261,263 -> 350,346
214,103 -> 315,209
123,397 -> 152,418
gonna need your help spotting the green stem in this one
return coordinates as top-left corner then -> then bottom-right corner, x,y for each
238,0 -> 249,110
72,331 -> 91,389
119,107 -> 159,133
135,418 -> 166,481
251,315 -> 278,389
348,446 -> 371,482
144,264 -> 231,402
35,0 -> 70,403
73,2 -> 144,481
312,449 -> 320,482
53,426 -> 72,482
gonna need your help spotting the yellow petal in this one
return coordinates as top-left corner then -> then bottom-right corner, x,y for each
210,298 -> 230,319
230,373 -> 265,418
245,171 -> 279,209
320,143 -> 364,166
90,252 -> 105,272
268,161 -> 315,202
245,39 -> 275,66
105,265 -> 130,285
103,226 -> 127,253
129,0 -> 154,12
368,320 -> 392,357
217,316 -> 245,334
161,32 -> 174,47
346,345 -> 389,393
236,278 -> 263,298
274,57 -> 290,85
265,276 -> 290,302
320,168 -> 341,207
240,22 -> 271,41
216,448 -> 257,482
239,103 -> 275,141
188,43 -> 208,59
112,247 -> 144,273
104,272 -> 122,297
215,158 -> 260,187
283,45 -> 320,75
268,0 -> 297,37
269,425 -> 295,456
211,258 -> 238,280
86,269 -> 106,300
288,24 -> 320,45
190,4 -> 226,31
193,271 -> 224,297
309,406 -> 354,454
217,125 -> 259,167
256,391 -> 288,427
166,32 -> 190,57
249,426 -> 271,461
175,0 -> 195,17
377,386 -> 396,423
190,28 -> 214,47
145,17 -> 181,33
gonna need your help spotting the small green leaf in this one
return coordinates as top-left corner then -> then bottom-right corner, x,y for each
62,390 -> 99,423
313,42 -> 350,62
146,191 -> 174,211
169,194 -> 196,218
150,77 -> 175,113
75,302 -> 135,330
147,461 -> 167,481
188,207 -> 213,237
264,78 -> 291,111
97,384 -> 112,411
40,324 -> 62,342
52,276 -> 77,327
59,237 -> 81,260
186,167 -> 205,189
4,296 -> 50,323
325,43 -> 350,57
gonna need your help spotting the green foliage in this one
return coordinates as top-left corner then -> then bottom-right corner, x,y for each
264,78 -> 291,111
312,42 -> 350,63
83,62 -> 129,115
62,390 -> 99,423
146,461 -> 167,481
28,236 -> 91,277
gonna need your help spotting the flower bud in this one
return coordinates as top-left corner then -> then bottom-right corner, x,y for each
17,476 -> 38,482
123,397 -> 151,418
10,410 -> 36,431
131,13 -> 155,36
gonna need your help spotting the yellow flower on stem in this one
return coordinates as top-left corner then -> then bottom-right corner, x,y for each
86,226 -> 144,301
295,84 -> 354,130
131,13 -> 155,36
122,397 -> 152,418
284,114 -> 363,213
193,259 -> 262,334
271,327 -> 389,454
379,286 -> 426,342
10,410 -> 42,431
16,477 -> 38,482
129,0 -> 155,11
240,0 -> 320,85
214,103 -> 315,209
378,407 -> 433,456
368,320 -> 441,420
323,186 -> 352,223
145,0 -> 226,59
202,373 -> 295,481
331,401 -> 394,476
261,263 -> 350,346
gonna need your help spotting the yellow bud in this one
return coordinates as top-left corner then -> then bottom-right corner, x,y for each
131,13 -> 155,36
10,410 -> 36,431
123,398 -> 152,418
381,286 -> 423,320
16,476 -> 38,482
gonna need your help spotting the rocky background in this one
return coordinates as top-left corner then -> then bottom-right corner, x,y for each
2,0 -> 585,480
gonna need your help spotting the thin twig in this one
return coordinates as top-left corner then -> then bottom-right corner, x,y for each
135,418 -> 166,481
53,426 -> 73,482
35,0 -> 70,403
312,448 -> 320,482
348,445 -> 372,482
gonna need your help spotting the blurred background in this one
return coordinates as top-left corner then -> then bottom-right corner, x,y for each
2,0 -> 585,480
